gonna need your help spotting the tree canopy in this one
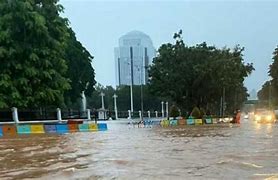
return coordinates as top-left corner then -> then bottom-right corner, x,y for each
258,47 -> 278,108
0,0 -> 95,109
64,28 -> 96,108
149,30 -> 254,115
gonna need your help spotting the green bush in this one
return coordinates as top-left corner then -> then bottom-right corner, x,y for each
170,105 -> 179,118
191,107 -> 201,118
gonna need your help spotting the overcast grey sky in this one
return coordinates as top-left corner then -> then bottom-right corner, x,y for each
60,0 -> 278,92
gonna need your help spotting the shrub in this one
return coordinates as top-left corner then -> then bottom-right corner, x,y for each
191,107 -> 201,118
170,105 -> 179,119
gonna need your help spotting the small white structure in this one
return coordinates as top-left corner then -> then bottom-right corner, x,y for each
98,108 -> 108,120
98,92 -> 108,120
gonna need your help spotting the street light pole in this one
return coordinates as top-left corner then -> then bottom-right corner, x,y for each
166,102 -> 169,119
161,101 -> 164,118
100,92 -> 105,109
130,47 -> 134,113
139,63 -> 144,121
130,82 -> 134,113
113,94 -> 118,120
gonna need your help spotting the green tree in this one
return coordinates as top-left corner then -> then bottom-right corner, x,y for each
64,28 -> 96,108
258,81 -> 272,107
191,107 -> 201,118
170,105 -> 179,119
258,47 -> 278,108
149,30 -> 254,115
0,0 -> 70,108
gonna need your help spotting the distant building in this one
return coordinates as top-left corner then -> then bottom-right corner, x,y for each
115,31 -> 156,86
248,89 -> 258,100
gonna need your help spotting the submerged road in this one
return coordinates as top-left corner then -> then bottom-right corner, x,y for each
0,119 -> 278,180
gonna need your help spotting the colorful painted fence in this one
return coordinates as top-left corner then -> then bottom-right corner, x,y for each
0,122 -> 107,137
159,118 -> 214,127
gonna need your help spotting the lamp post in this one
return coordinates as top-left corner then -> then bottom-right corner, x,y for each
161,101 -> 164,118
130,47 -> 134,113
165,102 -> 169,119
124,60 -> 134,114
113,94 -> 118,120
100,92 -> 105,109
135,64 -> 144,121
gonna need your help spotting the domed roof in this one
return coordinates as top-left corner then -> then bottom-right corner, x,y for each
119,30 -> 154,47
126,30 -> 149,36
121,30 -> 151,39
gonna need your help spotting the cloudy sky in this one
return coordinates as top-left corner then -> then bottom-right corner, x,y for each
60,0 -> 278,93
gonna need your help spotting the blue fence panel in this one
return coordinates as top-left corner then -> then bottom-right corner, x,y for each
0,126 -> 2,137
56,124 -> 69,134
97,123 -> 108,131
44,125 -> 57,133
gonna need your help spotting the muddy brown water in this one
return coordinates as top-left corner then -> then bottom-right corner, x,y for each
0,119 -> 278,180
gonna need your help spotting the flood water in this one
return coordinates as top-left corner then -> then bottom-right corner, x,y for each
1,119 -> 278,180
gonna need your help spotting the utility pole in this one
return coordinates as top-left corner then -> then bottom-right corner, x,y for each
165,102 -> 169,119
113,94 -> 118,120
140,60 -> 144,121
130,47 -> 134,113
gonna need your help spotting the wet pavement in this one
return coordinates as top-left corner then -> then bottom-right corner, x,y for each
0,119 -> 278,180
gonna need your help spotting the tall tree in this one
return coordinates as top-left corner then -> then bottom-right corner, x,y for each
258,47 -> 278,107
0,0 -> 70,108
64,28 -> 96,107
149,30 -> 254,115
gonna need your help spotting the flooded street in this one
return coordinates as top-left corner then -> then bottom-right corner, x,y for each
1,119 -> 278,180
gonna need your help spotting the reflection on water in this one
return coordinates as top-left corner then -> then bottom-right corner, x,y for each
1,120 -> 278,179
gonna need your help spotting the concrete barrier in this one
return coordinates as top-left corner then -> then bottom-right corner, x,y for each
44,125 -> 57,133
170,119 -> 178,126
205,118 -> 213,124
178,119 -> 186,125
78,124 -> 90,132
97,123 -> 108,131
16,125 -> 31,134
31,125 -> 45,134
195,119 -> 203,125
89,124 -> 98,131
0,122 -> 107,138
56,124 -> 69,134
68,124 -> 79,132
2,125 -> 17,136
160,120 -> 169,127
186,119 -> 195,125
0,126 -> 3,137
